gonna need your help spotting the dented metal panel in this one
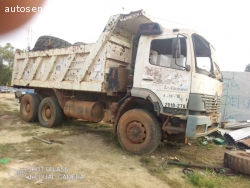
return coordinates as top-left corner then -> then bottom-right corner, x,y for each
141,65 -> 190,109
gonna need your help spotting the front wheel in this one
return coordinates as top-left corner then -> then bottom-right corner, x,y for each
38,97 -> 63,128
117,109 -> 161,155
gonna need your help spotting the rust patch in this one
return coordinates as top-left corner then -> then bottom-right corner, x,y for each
126,121 -> 146,144
143,66 -> 189,91
113,97 -> 135,135
64,100 -> 104,122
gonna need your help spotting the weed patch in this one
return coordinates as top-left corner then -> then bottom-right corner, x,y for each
187,170 -> 250,188
0,143 -> 16,158
140,156 -> 184,188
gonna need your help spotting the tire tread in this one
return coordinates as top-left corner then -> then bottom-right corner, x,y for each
33,36 -> 71,51
118,108 -> 161,155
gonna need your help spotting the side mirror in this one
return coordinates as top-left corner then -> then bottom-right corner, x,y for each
172,38 -> 181,58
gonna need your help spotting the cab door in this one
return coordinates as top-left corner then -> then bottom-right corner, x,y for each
133,34 -> 192,113
190,34 -> 222,96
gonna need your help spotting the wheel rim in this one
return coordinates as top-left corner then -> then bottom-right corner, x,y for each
25,102 -> 31,113
126,121 -> 146,144
22,101 -> 31,116
42,105 -> 52,122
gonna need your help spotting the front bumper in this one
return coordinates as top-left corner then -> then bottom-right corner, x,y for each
186,114 -> 221,137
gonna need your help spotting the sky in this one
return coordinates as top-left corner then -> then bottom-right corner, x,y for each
0,0 -> 249,72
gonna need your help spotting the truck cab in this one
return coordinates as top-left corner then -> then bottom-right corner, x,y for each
132,27 -> 222,139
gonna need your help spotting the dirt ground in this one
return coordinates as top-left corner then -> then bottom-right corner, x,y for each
0,93 -> 249,188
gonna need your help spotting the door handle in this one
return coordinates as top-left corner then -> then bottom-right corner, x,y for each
143,78 -> 153,81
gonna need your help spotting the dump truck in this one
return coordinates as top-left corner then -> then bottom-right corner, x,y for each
11,10 -> 222,154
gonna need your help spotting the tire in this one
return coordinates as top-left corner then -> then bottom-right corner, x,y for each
20,94 -> 40,122
37,94 -> 46,101
224,150 -> 250,175
117,109 -> 161,155
73,42 -> 86,46
33,36 -> 72,51
38,97 -> 63,128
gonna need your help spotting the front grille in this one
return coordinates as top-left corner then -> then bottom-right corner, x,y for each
202,95 -> 221,114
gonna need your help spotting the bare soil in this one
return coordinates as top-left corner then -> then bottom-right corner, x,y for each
1,93 -> 249,188
0,93 -> 171,188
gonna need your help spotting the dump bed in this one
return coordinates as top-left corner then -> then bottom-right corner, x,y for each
11,10 -> 154,92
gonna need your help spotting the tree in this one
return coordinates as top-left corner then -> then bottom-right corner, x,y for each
0,43 -> 15,86
245,63 -> 250,72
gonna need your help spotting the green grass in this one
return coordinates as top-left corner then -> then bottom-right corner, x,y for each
187,170 -> 250,188
140,156 -> 184,188
21,132 -> 36,137
0,103 -> 9,108
0,139 -> 64,164
18,123 -> 40,131
190,137 -> 222,151
140,155 -> 250,188
140,156 -> 155,165
0,109 -> 20,117
0,144 -> 16,158
52,119 -> 121,149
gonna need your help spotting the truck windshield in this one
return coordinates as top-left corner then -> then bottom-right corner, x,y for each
149,36 -> 187,70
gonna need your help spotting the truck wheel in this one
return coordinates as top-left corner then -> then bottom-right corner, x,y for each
32,36 -> 72,51
38,97 -> 63,128
20,94 -> 40,122
224,150 -> 250,175
117,109 -> 161,155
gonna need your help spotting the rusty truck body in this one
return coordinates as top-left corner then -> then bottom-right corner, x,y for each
11,10 -> 222,154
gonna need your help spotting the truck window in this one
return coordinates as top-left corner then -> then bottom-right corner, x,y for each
192,34 -> 213,74
149,37 -> 187,70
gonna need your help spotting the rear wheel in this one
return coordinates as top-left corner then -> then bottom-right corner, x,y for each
20,94 -> 40,122
38,97 -> 63,128
117,109 -> 161,155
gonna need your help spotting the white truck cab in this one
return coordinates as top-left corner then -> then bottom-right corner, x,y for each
132,27 -> 222,138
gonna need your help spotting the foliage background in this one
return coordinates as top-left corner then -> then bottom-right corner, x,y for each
0,43 -> 15,86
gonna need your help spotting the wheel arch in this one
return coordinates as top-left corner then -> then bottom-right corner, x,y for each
131,87 -> 163,115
